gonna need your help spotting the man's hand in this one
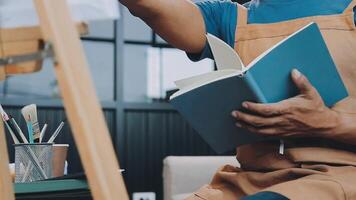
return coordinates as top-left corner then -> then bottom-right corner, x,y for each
231,69 -> 340,137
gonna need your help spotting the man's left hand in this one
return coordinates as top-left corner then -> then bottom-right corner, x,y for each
231,69 -> 340,138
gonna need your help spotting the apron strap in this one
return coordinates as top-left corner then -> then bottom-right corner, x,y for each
343,0 -> 356,13
237,4 -> 248,27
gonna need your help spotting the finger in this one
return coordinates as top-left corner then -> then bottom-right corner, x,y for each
241,101 -> 288,116
231,111 -> 286,127
291,69 -> 317,96
235,121 -> 286,135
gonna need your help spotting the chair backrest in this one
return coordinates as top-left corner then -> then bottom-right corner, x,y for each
0,23 -> 88,80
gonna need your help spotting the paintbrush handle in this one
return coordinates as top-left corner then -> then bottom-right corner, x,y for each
27,123 -> 34,143
47,122 -> 64,143
32,121 -> 41,142
4,121 -> 20,144
10,118 -> 29,143
7,119 -> 24,143
39,124 -> 48,143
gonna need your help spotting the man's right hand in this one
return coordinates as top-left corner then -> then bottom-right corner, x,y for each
119,0 -> 206,54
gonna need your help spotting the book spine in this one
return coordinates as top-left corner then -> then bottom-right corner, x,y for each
243,72 -> 268,103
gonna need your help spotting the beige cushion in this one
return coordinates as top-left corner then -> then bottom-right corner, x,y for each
172,193 -> 192,200
163,156 -> 239,200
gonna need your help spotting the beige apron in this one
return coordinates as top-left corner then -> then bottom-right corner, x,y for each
187,1 -> 356,199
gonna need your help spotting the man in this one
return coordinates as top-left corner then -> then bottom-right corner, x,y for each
120,0 -> 356,199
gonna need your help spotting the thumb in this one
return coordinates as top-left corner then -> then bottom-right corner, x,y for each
291,69 -> 315,95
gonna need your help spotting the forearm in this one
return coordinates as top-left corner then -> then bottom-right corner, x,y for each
325,111 -> 356,145
120,0 -> 206,53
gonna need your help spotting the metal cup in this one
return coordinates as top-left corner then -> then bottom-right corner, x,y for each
14,143 -> 53,183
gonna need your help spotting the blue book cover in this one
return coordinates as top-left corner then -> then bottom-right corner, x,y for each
170,23 -> 348,154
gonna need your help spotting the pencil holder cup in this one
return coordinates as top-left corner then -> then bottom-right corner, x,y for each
14,143 -> 53,183
52,144 -> 69,177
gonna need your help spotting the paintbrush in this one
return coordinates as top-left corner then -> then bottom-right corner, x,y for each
21,104 -> 41,143
9,116 -> 28,143
7,116 -> 28,143
4,121 -> 20,144
0,104 -> 23,144
0,104 -> 9,121
47,121 -> 64,143
39,124 -> 48,143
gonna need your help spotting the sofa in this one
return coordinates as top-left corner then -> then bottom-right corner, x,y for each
163,156 -> 239,200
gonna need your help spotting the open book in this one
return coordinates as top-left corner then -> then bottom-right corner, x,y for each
170,22 -> 348,153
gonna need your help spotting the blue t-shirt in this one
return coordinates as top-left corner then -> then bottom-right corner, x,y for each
189,0 -> 356,61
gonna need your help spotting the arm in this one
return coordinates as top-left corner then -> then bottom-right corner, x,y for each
120,0 -> 206,53
326,111 -> 356,145
231,69 -> 356,145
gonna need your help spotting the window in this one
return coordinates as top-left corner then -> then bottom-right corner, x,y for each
146,48 -> 213,100
0,20 -> 116,101
122,7 -> 214,103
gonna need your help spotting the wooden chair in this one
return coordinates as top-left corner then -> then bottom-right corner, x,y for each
0,1 -> 128,199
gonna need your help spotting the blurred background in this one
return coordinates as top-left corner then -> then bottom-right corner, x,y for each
0,0 -> 249,199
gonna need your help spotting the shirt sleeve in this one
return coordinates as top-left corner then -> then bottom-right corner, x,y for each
187,0 -> 238,62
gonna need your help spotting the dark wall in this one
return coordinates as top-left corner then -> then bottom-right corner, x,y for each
4,1 -> 249,199
4,106 -> 227,200
122,110 -> 219,200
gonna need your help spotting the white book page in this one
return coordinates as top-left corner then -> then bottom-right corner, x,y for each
170,23 -> 315,100
207,34 -> 245,71
175,69 -> 238,90
170,70 -> 240,99
170,34 -> 245,99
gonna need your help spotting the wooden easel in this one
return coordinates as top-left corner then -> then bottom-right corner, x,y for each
0,0 -> 129,199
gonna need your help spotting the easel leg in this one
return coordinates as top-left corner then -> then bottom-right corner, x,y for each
0,37 -> 6,80
0,121 -> 15,200
33,0 -> 128,200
